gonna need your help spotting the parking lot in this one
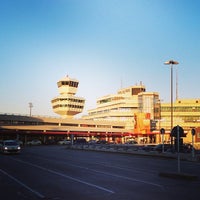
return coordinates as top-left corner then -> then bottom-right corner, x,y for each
0,145 -> 200,200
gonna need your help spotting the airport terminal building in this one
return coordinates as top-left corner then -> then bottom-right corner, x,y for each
0,75 -> 130,144
0,75 -> 200,146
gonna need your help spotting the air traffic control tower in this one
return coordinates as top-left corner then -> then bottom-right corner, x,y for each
51,75 -> 85,118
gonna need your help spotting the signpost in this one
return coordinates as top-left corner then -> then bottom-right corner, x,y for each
191,128 -> 196,159
160,128 -> 165,153
177,125 -> 180,173
171,125 -> 184,173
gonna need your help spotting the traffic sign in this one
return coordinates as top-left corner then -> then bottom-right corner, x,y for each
171,126 -> 184,137
160,128 -> 165,134
191,128 -> 196,136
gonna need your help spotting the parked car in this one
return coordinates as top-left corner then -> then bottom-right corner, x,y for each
27,139 -> 42,145
74,138 -> 87,144
45,139 -> 56,145
173,143 -> 196,153
57,139 -> 71,145
88,140 -> 97,144
96,140 -> 108,144
153,144 -> 172,152
0,140 -> 21,154
125,140 -> 138,145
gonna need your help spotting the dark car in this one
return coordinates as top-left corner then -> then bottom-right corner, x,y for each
45,139 -> 56,145
153,144 -> 172,152
0,140 -> 21,154
125,140 -> 138,145
181,143 -> 195,153
141,144 -> 156,151
74,138 -> 87,144
96,140 -> 108,144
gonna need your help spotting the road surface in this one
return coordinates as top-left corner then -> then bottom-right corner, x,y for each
0,145 -> 199,200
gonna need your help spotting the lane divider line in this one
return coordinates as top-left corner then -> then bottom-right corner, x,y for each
12,158 -> 115,194
67,163 -> 165,190
0,168 -> 45,199
21,155 -> 164,190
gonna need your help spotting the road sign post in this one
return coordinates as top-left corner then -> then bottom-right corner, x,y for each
177,125 -> 180,173
160,128 -> 165,153
191,128 -> 196,159
171,125 -> 184,173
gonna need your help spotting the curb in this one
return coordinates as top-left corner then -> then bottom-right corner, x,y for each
158,172 -> 198,181
68,144 -> 200,162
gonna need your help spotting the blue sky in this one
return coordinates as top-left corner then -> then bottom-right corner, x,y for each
0,0 -> 200,117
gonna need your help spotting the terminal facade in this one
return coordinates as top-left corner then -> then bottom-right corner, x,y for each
0,75 -> 200,147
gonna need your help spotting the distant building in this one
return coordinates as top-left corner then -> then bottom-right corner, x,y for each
51,75 -> 85,118
0,75 -> 129,145
1,74 -> 200,147
160,99 -> 200,145
81,83 -> 200,146
82,83 -> 160,135
0,114 -> 128,144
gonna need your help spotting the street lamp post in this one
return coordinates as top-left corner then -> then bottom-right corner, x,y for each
29,102 -> 33,116
164,60 -> 179,145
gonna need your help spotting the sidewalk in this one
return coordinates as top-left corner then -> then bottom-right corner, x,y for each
68,143 -> 200,162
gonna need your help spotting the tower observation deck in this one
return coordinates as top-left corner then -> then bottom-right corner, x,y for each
51,75 -> 85,118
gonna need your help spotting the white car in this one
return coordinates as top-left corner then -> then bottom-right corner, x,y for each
27,139 -> 42,145
0,140 -> 21,154
57,140 -> 71,145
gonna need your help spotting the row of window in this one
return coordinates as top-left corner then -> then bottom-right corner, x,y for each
98,96 -> 124,104
98,98 -> 111,104
161,106 -> 200,112
89,107 -> 135,116
0,121 -> 43,125
57,81 -> 79,88
53,104 -> 84,109
97,125 -> 112,128
80,124 -> 96,127
161,115 -> 200,123
52,98 -> 85,103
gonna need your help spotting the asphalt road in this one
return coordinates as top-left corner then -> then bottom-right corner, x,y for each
0,145 -> 200,200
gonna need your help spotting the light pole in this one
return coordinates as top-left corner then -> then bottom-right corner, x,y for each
29,102 -> 33,116
164,60 -> 179,145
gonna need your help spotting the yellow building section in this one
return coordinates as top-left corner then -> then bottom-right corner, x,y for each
160,99 -> 200,147
161,99 -> 200,131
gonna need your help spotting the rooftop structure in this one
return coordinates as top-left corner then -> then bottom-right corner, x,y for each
51,75 -> 85,118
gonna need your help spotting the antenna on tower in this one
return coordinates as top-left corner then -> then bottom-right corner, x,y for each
120,77 -> 123,89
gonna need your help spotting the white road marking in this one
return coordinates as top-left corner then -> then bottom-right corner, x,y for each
0,168 -> 45,199
12,158 -> 114,194
67,163 -> 165,190
20,155 -> 164,190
